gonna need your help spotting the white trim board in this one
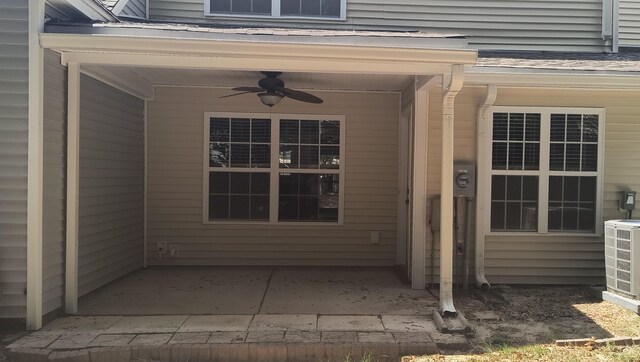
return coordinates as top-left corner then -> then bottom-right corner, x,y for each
27,0 -> 45,331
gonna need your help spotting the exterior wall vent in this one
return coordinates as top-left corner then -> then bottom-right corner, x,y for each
605,220 -> 640,299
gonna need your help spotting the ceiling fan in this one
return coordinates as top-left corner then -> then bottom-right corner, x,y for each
220,71 -> 323,107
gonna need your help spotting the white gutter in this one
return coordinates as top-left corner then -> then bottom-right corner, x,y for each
474,84 -> 496,290
439,64 -> 464,316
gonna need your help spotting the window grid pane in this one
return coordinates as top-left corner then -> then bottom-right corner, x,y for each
548,176 -> 596,232
209,172 -> 270,221
211,0 -> 271,14
549,114 -> 599,172
281,0 -> 341,17
278,173 -> 339,222
279,119 -> 340,170
210,118 -> 271,168
490,175 -> 538,231
492,112 -> 541,171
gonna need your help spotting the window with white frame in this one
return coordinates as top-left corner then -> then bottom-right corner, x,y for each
205,0 -> 345,18
204,113 -> 344,223
488,108 -> 603,233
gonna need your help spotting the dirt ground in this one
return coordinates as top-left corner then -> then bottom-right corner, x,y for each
409,285 -> 640,361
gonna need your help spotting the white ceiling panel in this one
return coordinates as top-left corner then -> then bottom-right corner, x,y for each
83,65 -> 413,92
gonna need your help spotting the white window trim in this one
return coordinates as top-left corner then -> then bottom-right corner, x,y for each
484,106 -> 606,236
202,112 -> 346,226
204,0 -> 347,21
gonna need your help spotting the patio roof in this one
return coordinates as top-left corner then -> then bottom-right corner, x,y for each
477,50 -> 640,73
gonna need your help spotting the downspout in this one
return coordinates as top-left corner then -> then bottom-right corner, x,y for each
439,64 -> 464,316
474,85 -> 497,290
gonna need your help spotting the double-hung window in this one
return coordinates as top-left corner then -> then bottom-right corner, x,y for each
204,113 -> 345,224
488,107 -> 604,234
205,0 -> 346,19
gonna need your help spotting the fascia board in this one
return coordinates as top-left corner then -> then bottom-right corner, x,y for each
40,33 -> 478,67
466,66 -> 640,90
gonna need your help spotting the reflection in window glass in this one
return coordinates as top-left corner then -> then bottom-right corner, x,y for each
548,176 -> 596,232
490,175 -> 538,231
209,172 -> 270,221
279,173 -> 339,222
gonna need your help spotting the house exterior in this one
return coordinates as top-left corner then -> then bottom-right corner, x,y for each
2,0 -> 640,330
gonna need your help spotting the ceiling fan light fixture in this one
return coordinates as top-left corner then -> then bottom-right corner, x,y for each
258,92 -> 283,107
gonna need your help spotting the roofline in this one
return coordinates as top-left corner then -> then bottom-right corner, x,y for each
39,32 -> 477,76
64,0 -> 118,21
467,66 -> 640,90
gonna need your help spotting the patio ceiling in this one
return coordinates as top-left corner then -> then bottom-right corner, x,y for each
81,65 -> 415,93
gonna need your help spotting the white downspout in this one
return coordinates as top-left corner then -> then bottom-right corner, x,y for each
439,64 -> 464,316
474,85 -> 497,290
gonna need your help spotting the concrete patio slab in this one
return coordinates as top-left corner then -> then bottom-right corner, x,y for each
321,332 -> 358,343
48,333 -> 100,349
207,332 -> 247,344
178,315 -> 252,332
78,267 -> 271,315
6,334 -> 60,349
169,332 -> 211,344
260,268 -> 436,315
105,315 -> 188,334
381,315 -> 438,332
317,315 -> 385,331
245,331 -> 285,343
283,331 -> 322,343
36,316 -> 123,335
249,314 -> 317,331
89,334 -> 136,347
358,332 -> 396,343
129,334 -> 173,346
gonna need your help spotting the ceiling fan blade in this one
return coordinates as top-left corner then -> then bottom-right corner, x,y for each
231,87 -> 263,92
280,88 -> 323,104
219,91 -> 258,99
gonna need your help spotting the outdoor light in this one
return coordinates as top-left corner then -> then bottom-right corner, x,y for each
258,92 -> 283,107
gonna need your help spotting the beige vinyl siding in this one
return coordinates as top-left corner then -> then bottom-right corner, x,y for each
78,75 -> 144,297
620,0 -> 640,47
43,50 -> 67,315
423,86 -> 640,285
120,0 -> 147,18
147,87 -> 398,266
149,0 -> 606,51
0,0 -> 28,319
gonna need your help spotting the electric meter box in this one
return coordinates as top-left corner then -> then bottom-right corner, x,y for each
453,162 -> 476,198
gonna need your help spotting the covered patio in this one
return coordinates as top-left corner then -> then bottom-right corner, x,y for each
29,21 -> 477,329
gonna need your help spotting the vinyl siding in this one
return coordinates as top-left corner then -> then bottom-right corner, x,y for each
149,0 -> 606,51
425,86 -> 640,285
0,0 -> 28,319
146,87 -> 398,266
78,75 -> 144,297
120,0 -> 147,18
43,50 -> 66,315
619,0 -> 640,47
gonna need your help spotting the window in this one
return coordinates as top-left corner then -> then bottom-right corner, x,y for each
205,0 -> 345,18
488,108 -> 603,234
204,113 -> 345,224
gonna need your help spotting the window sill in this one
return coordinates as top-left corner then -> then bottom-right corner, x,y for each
203,13 -> 347,21
486,231 -> 603,238
203,220 -> 344,226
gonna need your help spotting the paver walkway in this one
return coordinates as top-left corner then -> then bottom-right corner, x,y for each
7,314 -> 470,361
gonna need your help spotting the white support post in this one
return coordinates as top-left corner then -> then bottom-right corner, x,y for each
26,0 -> 45,331
474,85 -> 497,289
65,62 -> 80,314
439,65 -> 464,315
410,75 -> 438,290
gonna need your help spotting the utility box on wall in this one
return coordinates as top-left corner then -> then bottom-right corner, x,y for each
453,162 -> 476,198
